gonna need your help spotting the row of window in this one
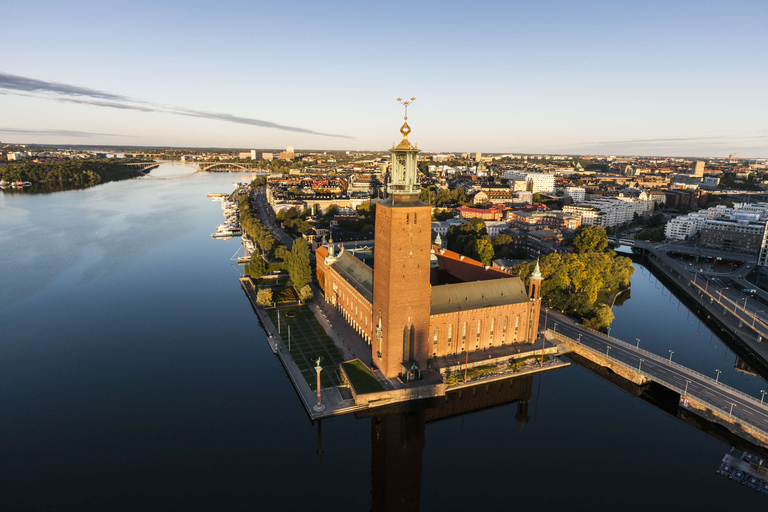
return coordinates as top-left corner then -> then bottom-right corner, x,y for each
432,316 -> 521,356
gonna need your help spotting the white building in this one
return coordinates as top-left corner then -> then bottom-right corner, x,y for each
665,216 -> 699,240
501,171 -> 555,194
485,220 -> 509,237
664,203 -> 768,241
564,186 -> 586,203
431,217 -> 467,236
563,197 -> 645,228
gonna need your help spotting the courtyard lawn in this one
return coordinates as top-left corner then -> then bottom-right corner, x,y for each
341,360 -> 384,394
267,305 -> 345,390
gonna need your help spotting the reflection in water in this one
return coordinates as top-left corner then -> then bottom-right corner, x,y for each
368,376 -> 534,511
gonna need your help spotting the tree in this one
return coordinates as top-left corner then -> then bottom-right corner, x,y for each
298,285 -> 313,303
325,204 -> 339,217
275,244 -> 290,262
245,256 -> 266,279
256,288 -> 273,307
586,304 -> 614,331
287,238 -> 312,290
573,226 -> 608,254
468,237 -> 495,266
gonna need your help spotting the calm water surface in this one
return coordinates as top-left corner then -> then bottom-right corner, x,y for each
1,165 -> 766,510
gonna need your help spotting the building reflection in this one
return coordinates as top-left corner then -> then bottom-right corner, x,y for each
365,375 -> 534,512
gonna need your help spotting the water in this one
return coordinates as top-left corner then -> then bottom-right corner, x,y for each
1,166 -> 766,510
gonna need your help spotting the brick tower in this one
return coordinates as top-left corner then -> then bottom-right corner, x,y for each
372,105 -> 432,381
527,259 -> 543,342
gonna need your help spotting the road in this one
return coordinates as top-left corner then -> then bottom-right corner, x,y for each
542,309 -> 768,439
253,187 -> 294,249
619,238 -> 768,336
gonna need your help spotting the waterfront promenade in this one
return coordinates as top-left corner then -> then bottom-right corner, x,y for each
545,310 -> 768,448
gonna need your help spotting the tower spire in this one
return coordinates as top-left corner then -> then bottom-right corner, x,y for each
389,97 -> 420,196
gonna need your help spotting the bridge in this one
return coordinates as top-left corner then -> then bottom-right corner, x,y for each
544,311 -> 768,448
608,237 -> 758,265
122,161 -> 261,173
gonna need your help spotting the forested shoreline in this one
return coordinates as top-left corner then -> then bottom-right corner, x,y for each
0,160 -> 145,191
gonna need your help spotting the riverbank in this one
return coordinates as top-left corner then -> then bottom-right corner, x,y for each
0,160 -> 145,193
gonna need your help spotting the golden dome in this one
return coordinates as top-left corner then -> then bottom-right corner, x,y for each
400,119 -> 411,139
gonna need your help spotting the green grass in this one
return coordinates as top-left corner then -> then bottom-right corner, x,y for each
509,355 -> 548,372
267,305 -> 344,390
445,364 -> 498,386
341,360 -> 384,394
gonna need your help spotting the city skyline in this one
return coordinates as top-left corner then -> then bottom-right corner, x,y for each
2,0 -> 767,157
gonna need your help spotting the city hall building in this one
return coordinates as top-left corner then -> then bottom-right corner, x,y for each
315,118 -> 542,381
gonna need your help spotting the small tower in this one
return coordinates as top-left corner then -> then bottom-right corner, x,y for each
528,259 -> 542,300
527,259 -> 543,343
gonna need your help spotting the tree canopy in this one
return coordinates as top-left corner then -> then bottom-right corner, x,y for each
515,251 -> 633,331
446,218 -> 495,264
573,225 -> 608,254
286,238 -> 312,290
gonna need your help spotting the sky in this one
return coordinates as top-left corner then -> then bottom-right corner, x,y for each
1,0 -> 767,157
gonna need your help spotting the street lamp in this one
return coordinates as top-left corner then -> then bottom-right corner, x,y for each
729,403 -> 736,418
684,379 -> 691,397
638,358 -> 644,371
554,322 -> 558,333
668,350 -> 674,362
761,389 -> 767,406
606,346 -> 611,357
578,333 -> 582,343
636,338 -> 640,349
715,369 -> 722,384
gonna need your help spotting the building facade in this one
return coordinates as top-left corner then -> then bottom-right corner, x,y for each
316,119 -> 542,382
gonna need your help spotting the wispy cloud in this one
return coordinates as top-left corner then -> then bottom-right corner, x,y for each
578,135 -> 727,146
0,127 -> 128,137
578,134 -> 768,151
0,71 -> 351,139
0,72 -> 134,102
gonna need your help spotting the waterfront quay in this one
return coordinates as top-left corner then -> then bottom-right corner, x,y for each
545,310 -> 768,451
240,276 -> 569,421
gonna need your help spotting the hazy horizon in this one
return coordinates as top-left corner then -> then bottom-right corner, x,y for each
2,0 -> 767,158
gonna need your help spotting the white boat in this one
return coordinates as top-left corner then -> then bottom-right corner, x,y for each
0,181 -> 9,188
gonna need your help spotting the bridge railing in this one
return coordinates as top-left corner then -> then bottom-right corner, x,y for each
552,326 -> 768,411
552,330 -> 768,441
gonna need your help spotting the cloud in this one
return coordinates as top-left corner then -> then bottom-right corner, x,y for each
0,72 -> 134,102
578,135 -> 726,146
577,134 -> 768,151
0,127 -> 128,137
0,71 -> 351,139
